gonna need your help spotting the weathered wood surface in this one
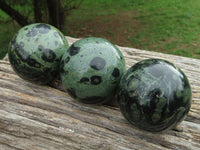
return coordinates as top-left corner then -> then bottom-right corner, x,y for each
0,36 -> 200,150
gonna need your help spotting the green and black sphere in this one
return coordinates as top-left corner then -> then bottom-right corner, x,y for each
60,37 -> 125,104
8,23 -> 192,132
8,23 -> 69,84
117,59 -> 192,132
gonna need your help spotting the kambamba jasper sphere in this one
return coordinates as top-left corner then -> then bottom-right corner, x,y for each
118,59 -> 192,132
8,23 -> 69,84
60,37 -> 125,104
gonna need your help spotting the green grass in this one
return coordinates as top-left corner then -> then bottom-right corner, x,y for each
64,0 -> 200,59
126,0 -> 200,58
1,0 -> 200,59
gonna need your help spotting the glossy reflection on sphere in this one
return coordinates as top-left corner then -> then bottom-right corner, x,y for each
60,37 -> 125,104
8,23 -> 69,84
118,59 -> 192,132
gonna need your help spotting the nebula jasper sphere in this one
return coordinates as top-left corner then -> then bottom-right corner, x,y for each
60,37 -> 125,104
8,23 -> 69,84
118,59 -> 192,132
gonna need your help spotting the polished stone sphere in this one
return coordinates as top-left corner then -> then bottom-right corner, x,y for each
8,23 -> 69,84
118,59 -> 192,132
60,37 -> 125,104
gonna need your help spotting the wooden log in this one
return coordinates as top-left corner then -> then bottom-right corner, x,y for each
0,36 -> 199,150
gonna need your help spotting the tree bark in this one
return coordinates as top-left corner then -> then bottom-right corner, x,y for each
47,0 -> 65,30
0,0 -> 29,26
0,36 -> 200,150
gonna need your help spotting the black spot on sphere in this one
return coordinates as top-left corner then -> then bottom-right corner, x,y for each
91,76 -> 102,85
35,38 -> 39,42
68,45 -> 80,56
43,67 -> 53,74
54,32 -> 59,38
36,24 -> 51,34
112,68 -> 120,78
42,48 -> 56,62
24,27 -> 28,30
9,50 -> 18,66
67,88 -> 77,98
60,60 -> 64,70
26,31 -> 32,37
26,28 -> 38,37
55,41 -> 58,46
26,57 -> 42,68
112,80 -> 118,84
60,60 -> 64,74
55,58 -> 60,62
64,57 -> 70,64
38,45 -> 44,51
60,60 -> 64,65
58,32 -> 64,38
14,43 -> 29,61
80,96 -> 105,104
60,68 -> 65,74
80,77 -> 90,83
53,31 -> 63,39
15,65 -> 41,78
90,57 -> 106,70
20,42 -> 25,47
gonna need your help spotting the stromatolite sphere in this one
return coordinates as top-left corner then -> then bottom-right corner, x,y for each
60,37 -> 125,104
118,59 -> 192,132
8,23 -> 69,84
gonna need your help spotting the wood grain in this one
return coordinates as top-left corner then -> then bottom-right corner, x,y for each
0,36 -> 199,150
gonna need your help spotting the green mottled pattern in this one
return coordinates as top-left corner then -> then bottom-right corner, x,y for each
8,23 -> 69,84
118,59 -> 192,132
60,37 -> 125,104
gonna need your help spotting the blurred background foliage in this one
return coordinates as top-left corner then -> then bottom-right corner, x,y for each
0,0 -> 200,59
